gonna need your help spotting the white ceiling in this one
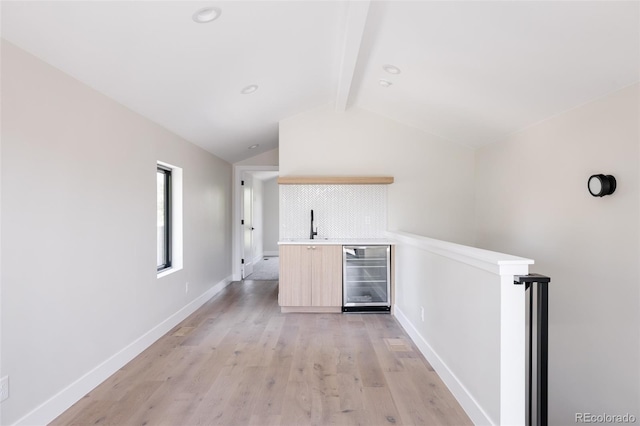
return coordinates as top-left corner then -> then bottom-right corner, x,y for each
2,1 -> 638,163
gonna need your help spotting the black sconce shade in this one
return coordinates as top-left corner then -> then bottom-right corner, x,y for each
588,174 -> 616,197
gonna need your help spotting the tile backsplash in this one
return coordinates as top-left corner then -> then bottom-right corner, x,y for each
280,184 -> 387,239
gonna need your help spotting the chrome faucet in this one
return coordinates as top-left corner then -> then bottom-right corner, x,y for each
310,209 -> 318,239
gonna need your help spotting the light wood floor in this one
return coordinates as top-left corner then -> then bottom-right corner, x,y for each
51,280 -> 472,426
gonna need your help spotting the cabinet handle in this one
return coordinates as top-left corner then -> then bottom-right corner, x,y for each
312,246 -> 316,250
307,246 -> 311,249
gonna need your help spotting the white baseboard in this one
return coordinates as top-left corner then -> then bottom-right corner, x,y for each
394,305 -> 494,426
13,275 -> 233,426
252,252 -> 264,265
209,275 -> 233,296
263,251 -> 278,257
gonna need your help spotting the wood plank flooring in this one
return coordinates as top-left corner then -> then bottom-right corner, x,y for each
51,281 -> 472,426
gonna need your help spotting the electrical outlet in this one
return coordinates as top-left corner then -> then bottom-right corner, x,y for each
420,306 -> 425,322
185,282 -> 189,294
1,376 -> 9,402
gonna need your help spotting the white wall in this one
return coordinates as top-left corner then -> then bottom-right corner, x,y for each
235,148 -> 279,167
390,231 -> 534,425
263,177 -> 279,255
475,84 -> 640,424
0,41 -> 3,425
1,41 -> 233,425
279,105 -> 476,245
392,235 -> 501,424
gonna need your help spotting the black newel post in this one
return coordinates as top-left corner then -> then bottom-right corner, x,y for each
514,273 -> 551,426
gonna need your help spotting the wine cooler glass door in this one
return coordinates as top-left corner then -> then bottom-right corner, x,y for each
343,246 -> 390,309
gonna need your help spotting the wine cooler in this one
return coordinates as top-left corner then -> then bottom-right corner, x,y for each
342,245 -> 391,313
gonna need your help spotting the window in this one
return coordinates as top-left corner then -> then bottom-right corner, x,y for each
157,165 -> 172,272
157,161 -> 183,277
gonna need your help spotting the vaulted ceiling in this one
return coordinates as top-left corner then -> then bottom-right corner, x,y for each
2,1 -> 638,163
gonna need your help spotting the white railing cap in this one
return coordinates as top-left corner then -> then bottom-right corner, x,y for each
386,231 -> 534,276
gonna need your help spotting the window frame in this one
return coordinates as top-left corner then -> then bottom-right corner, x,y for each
157,165 -> 172,272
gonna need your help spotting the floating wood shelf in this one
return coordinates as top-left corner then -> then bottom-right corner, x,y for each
277,176 -> 394,185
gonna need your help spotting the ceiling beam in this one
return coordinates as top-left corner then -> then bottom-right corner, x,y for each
335,0 -> 371,112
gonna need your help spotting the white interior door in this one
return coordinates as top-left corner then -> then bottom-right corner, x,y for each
242,174 -> 254,278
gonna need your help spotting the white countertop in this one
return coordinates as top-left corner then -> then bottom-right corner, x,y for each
278,238 -> 395,246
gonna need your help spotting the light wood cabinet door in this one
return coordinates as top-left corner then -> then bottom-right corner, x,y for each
311,245 -> 343,307
279,244 -> 342,308
279,245 -> 312,306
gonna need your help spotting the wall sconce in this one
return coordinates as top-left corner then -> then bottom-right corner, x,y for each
588,174 -> 616,197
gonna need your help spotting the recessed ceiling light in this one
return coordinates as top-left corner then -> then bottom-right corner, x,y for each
383,64 -> 401,75
192,7 -> 221,24
248,144 -> 260,150
379,79 -> 392,88
241,84 -> 259,95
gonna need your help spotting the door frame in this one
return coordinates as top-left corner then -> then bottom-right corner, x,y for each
232,165 -> 278,281
241,172 -> 254,279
